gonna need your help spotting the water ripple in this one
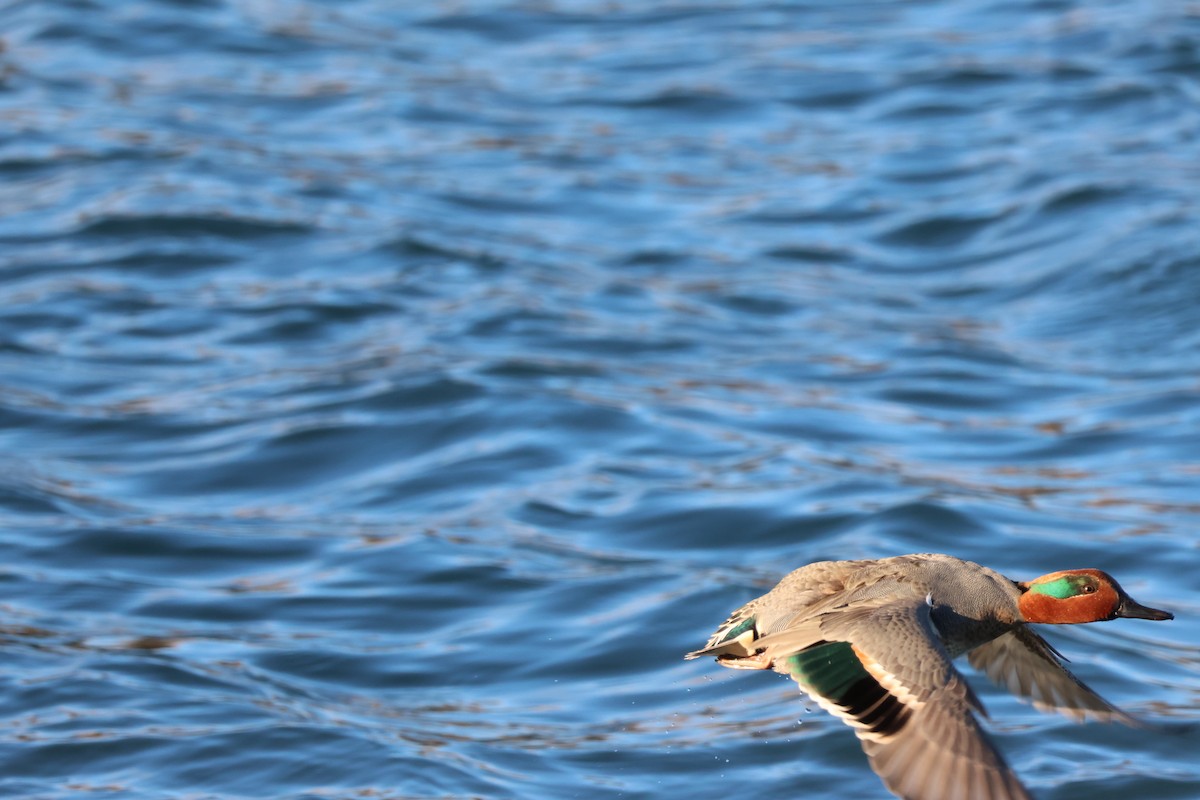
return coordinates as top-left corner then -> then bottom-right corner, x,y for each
1,0 -> 1199,798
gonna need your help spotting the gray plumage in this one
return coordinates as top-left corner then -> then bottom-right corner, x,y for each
685,553 -> 1169,800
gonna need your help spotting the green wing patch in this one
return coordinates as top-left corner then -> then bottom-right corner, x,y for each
784,642 -> 912,739
720,616 -> 756,643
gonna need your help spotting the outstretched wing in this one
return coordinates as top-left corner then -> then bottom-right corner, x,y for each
768,597 -> 1032,800
968,626 -> 1135,724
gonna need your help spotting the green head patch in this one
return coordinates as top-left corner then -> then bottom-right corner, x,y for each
1030,574 -> 1097,599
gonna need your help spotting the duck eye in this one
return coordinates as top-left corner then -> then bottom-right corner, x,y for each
1082,584 -> 1096,594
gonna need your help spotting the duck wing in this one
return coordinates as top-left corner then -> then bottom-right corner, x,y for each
684,560 -> 862,663
683,603 -> 764,663
968,626 -> 1135,724
763,595 -> 1032,800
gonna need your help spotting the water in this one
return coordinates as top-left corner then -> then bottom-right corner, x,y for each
0,1 -> 1198,797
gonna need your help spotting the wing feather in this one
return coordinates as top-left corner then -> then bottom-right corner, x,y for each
771,597 -> 1031,800
968,627 -> 1135,725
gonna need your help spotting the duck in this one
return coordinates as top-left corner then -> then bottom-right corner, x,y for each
684,553 -> 1173,800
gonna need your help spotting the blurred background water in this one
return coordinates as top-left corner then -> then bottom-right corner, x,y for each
0,0 -> 1198,798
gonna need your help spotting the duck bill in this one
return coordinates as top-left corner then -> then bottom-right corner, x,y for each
1115,595 -> 1174,621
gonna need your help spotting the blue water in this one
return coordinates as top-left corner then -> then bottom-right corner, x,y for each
1,1 -> 1198,798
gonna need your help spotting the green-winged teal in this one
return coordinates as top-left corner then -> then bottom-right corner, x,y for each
685,553 -> 1173,800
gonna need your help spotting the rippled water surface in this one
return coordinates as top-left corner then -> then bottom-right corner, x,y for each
2,1 -> 1199,798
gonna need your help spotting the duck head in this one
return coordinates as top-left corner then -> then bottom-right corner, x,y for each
1017,569 -> 1174,624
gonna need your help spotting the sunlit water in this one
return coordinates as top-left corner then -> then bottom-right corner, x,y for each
1,1 -> 1198,798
